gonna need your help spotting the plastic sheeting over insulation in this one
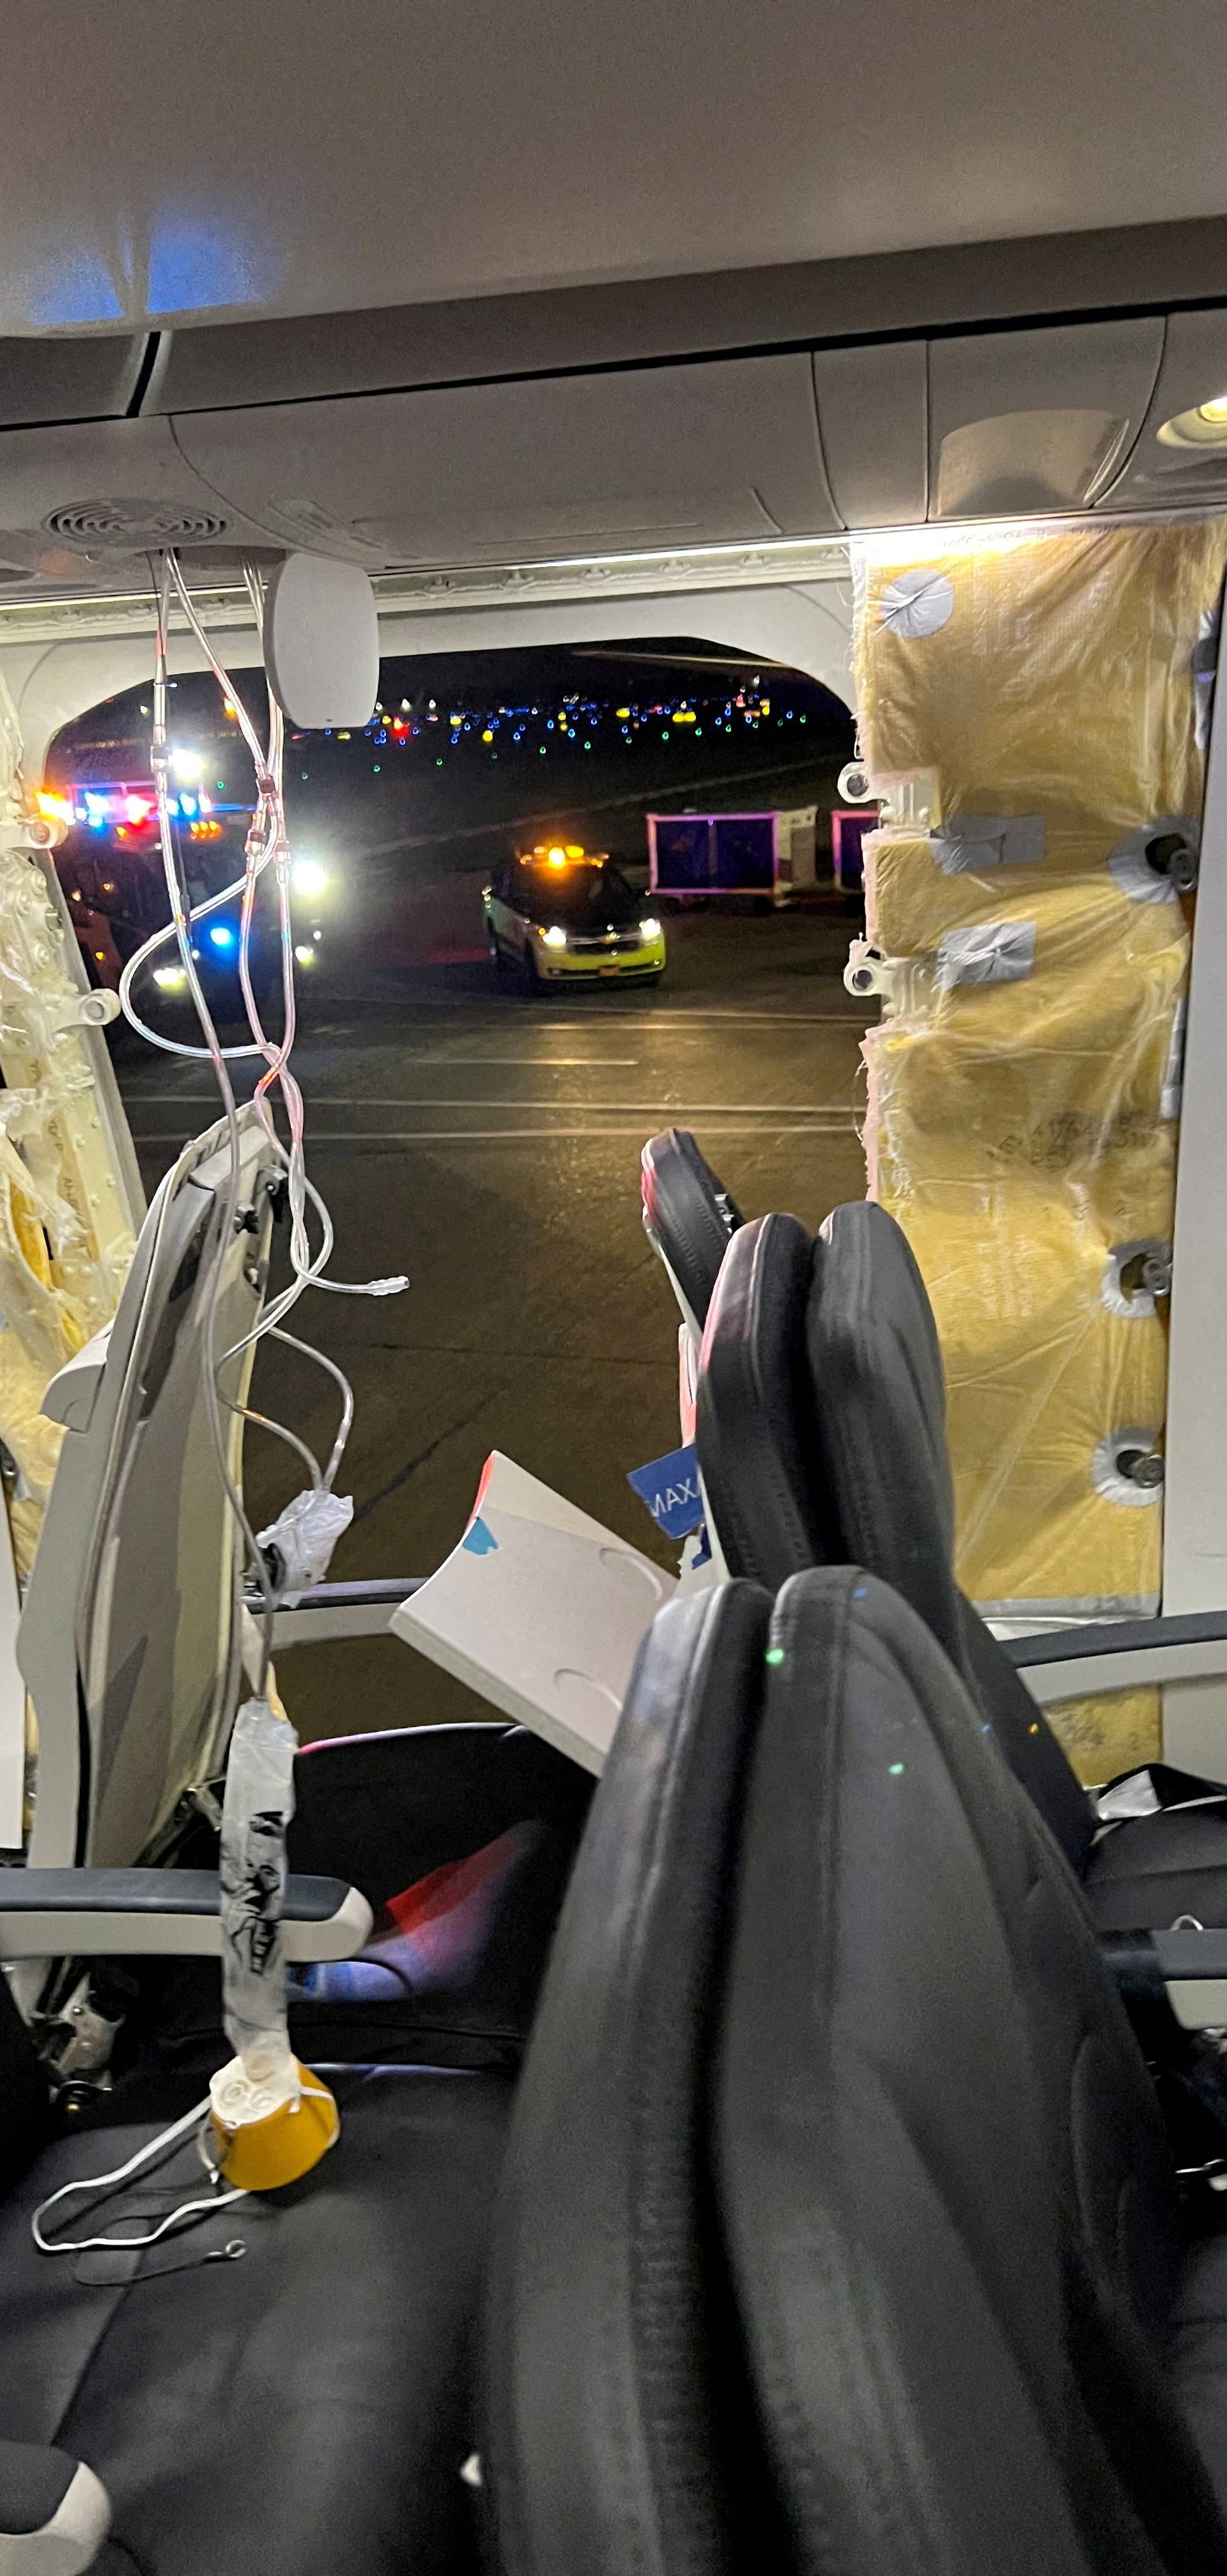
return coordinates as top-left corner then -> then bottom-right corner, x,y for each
853,521 -> 1227,1781
0,677 -> 137,1582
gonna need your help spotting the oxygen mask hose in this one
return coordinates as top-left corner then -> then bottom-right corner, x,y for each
210,1692 -> 339,2191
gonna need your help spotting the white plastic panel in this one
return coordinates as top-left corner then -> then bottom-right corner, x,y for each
927,318 -> 1165,519
813,341 -> 927,529
4,1 -> 1227,332
0,336 -> 148,427
172,356 -> 838,570
1099,307 -> 1227,510
0,415 -> 284,571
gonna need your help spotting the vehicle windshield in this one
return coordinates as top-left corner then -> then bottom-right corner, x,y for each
514,861 -> 642,927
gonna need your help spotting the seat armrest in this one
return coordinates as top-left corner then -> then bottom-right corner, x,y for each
0,1868 -> 373,1961
1103,1926 -> 1227,2030
0,2439 -> 111,2572
262,1575 -> 425,1647
1008,1609 -> 1227,1704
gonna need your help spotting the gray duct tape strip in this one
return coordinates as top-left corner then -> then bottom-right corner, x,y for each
931,815 -> 1046,872
935,920 -> 1037,990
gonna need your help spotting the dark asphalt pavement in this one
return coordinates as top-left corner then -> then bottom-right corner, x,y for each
118,875 -> 870,1736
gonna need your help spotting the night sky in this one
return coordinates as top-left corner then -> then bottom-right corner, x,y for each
50,638 -> 854,887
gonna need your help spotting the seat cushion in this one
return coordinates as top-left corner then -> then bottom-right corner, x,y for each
0,2066 -> 509,2576
288,1822 -> 555,2064
150,1724 -> 593,2074
1168,2232 -> 1227,2526
1084,1807 -> 1227,1932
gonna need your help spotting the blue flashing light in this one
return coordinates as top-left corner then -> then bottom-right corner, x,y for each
178,793 -> 197,818
208,924 -> 235,951
88,813 -> 107,831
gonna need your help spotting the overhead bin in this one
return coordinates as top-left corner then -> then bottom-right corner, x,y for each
0,335 -> 148,429
1099,308 -> 1227,511
925,318 -> 1165,519
813,342 -> 927,528
4,305 -> 1227,589
170,355 -> 839,569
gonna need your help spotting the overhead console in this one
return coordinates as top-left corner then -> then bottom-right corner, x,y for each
161,300 -> 1227,557
4,226 -> 1227,581
170,355 -> 840,568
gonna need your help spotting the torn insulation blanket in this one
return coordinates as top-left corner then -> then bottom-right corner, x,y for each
853,516 -> 1227,1782
0,677 -> 140,1618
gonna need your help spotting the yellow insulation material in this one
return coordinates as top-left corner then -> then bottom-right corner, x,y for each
864,827 -> 1191,954
863,910 -> 1185,1173
918,1231 -> 1169,1616
853,517 -> 1227,1781
1046,1689 -> 1161,1781
855,520 -> 1224,831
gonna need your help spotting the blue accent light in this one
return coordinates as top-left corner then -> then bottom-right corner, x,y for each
208,924 -> 235,951
146,220 -> 277,318
27,255 -> 125,328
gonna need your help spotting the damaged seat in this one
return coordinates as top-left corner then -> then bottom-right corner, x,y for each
12,1114 -> 590,2079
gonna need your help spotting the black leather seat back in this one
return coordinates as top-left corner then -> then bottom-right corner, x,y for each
697,1213 -> 835,1589
811,1202 -> 1095,1873
640,1128 -> 743,1330
0,1978 -> 47,2197
716,1567 -> 1226,2576
482,1583 -> 770,2576
808,1201 -> 960,1658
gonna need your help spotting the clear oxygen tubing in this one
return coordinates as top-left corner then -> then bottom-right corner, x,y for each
143,555 -> 277,1682
116,553 -> 405,1690
158,559 -> 400,1501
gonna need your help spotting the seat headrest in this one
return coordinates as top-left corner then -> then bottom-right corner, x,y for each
697,1212 -> 835,1588
717,1566 -> 1221,2573
640,1128 -> 743,1331
807,1200 -> 962,1664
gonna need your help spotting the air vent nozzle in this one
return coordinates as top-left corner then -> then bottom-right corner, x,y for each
43,502 -> 228,548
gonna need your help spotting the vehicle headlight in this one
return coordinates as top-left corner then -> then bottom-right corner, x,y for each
153,965 -> 188,992
294,944 -> 315,966
293,858 -> 327,899
541,924 -> 567,948
638,917 -> 661,940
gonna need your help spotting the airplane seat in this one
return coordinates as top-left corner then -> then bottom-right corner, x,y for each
695,1210 -> 833,1581
149,1722 -> 592,2076
481,1582 -> 773,2575
697,1204 -> 1227,1933
12,1119 -> 590,2072
0,1962 -> 505,2576
717,1566 -> 1227,2570
640,1127 -> 744,1337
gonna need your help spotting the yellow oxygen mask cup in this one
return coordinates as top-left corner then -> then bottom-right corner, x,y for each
208,2048 -> 339,2193
213,1692 -> 339,2193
